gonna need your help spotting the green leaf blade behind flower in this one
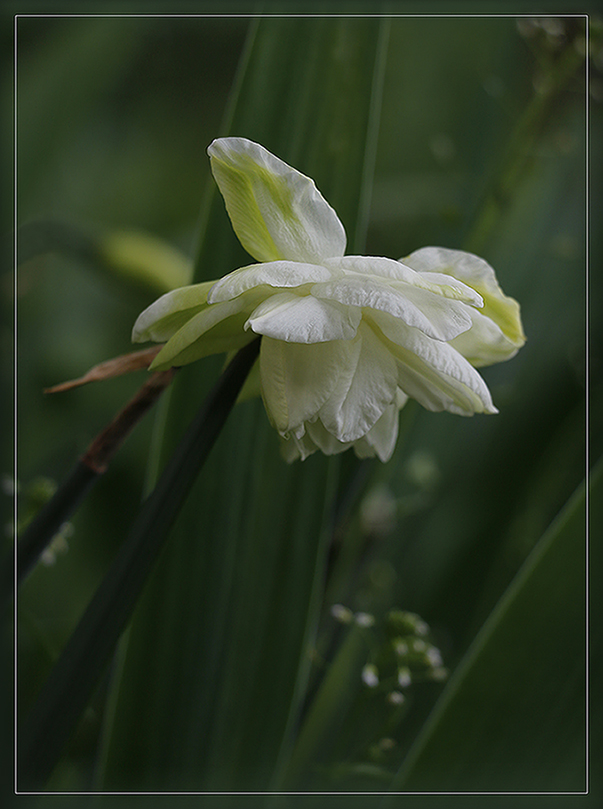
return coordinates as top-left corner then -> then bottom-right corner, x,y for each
99,16 -> 389,791
390,459 -> 594,793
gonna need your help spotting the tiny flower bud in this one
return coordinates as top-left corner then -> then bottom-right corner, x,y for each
362,664 -> 379,688
397,666 -> 412,688
393,638 -> 409,657
430,667 -> 448,682
355,612 -> 375,628
330,603 -> 353,624
426,647 -> 443,667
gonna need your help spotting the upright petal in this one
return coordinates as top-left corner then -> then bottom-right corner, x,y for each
208,137 -> 347,264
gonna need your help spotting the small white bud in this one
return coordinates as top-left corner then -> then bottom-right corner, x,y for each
394,639 -> 408,657
362,664 -> 379,688
330,604 -> 353,624
426,647 -> 443,667
397,667 -> 411,688
355,612 -> 375,628
430,667 -> 448,682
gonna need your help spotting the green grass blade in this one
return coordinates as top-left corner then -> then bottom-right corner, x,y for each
390,458 -> 595,793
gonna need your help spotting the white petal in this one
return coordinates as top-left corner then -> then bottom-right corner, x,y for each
208,260 -> 337,304
449,309 -> 522,367
149,293 -> 259,370
279,431 -> 319,463
402,247 -> 526,352
279,421 -> 354,462
208,137 -> 346,264
246,292 -> 361,343
352,400 -> 401,462
259,337 -> 348,435
306,420 -> 354,456
326,255 -> 483,306
318,323 -> 399,443
312,274 -> 473,341
402,246 -> 497,288
132,281 -> 215,343
369,311 -> 497,416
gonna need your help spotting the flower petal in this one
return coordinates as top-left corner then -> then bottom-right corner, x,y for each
208,260 -> 336,303
312,274 -> 473,341
402,246 -> 526,359
448,308 -> 522,367
279,430 -> 320,463
279,420 -> 355,462
132,281 -> 215,343
318,323 -> 399,443
280,395 -> 405,463
306,420 -> 354,456
208,137 -> 346,264
149,292 -> 261,370
326,255 -> 483,306
352,399 -> 403,462
246,292 -> 361,343
369,311 -> 497,416
259,337 -> 347,435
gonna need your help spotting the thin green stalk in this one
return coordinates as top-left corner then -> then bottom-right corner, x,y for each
465,33 -> 586,254
17,338 -> 260,791
275,622 -> 369,791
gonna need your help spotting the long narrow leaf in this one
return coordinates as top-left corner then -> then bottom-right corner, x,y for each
390,458 -> 594,793
17,338 -> 260,790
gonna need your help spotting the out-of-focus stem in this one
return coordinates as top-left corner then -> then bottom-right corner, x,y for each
465,34 -> 586,255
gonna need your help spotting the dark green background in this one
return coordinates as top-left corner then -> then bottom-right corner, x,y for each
4,4 -> 600,806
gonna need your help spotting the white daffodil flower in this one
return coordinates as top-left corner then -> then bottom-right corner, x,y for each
132,137 -> 525,462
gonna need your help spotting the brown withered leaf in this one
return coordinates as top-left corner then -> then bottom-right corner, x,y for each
44,346 -> 163,393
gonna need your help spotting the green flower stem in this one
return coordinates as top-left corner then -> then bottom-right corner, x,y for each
14,368 -> 175,588
465,35 -> 585,255
17,337 -> 260,791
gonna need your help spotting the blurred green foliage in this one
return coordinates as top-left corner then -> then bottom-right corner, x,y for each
7,8 -> 600,804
